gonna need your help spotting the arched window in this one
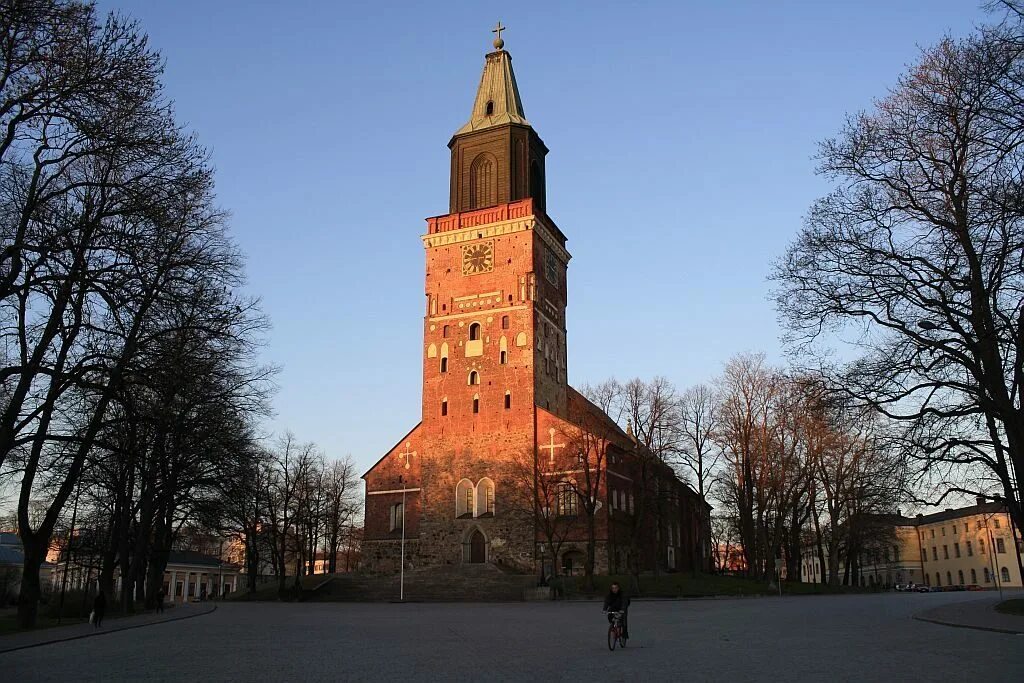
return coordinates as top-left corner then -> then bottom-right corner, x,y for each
469,322 -> 481,341
476,478 -> 495,517
390,503 -> 403,531
456,479 -> 475,518
427,343 -> 437,358
515,332 -> 527,347
499,335 -> 508,365
958,570 -> 964,585
504,391 -> 511,410
1001,567 -> 1011,582
485,100 -> 494,116
469,153 -> 497,209
984,567 -> 991,583
970,568 -> 977,584
530,159 -> 545,211
443,325 -> 449,338
441,398 -> 447,416
501,315 -> 509,329
440,357 -> 448,373
468,370 -> 480,385
556,482 -> 578,517
473,394 -> 480,414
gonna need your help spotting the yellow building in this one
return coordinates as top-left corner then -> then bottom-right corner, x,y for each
800,498 -> 1023,589
915,498 -> 1022,589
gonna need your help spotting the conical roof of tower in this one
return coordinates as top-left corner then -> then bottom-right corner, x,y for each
454,48 -> 530,136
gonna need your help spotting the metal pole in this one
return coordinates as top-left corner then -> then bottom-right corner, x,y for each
987,517 -> 1003,600
400,485 -> 406,602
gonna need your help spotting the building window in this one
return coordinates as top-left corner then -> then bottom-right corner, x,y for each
500,350 -> 507,364
930,529 -> 935,539
473,395 -> 480,414
469,370 -> 480,385
469,322 -> 481,341
967,540 -> 973,556
441,399 -> 447,416
980,538 -> 985,554
946,571 -> 952,585
501,315 -> 509,329
936,572 -> 941,586
556,483 -> 578,517
485,100 -> 494,116
932,547 -> 937,561
469,153 -> 497,209
943,545 -> 948,559
977,520 -> 983,530
456,479 -> 474,518
504,391 -> 511,410
958,570 -> 964,585
390,503 -> 404,531
440,357 -> 448,373
953,524 -> 957,534
994,518 -> 1001,529
1001,567 -> 1010,582
893,545 -> 900,562
984,567 -> 991,583
476,478 -> 495,516
971,568 -> 977,583
921,549 -> 927,563
942,527 -> 946,536
954,542 -> 960,558
996,538 -> 1006,554
443,325 -> 449,338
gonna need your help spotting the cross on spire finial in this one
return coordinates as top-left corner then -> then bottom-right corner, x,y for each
492,21 -> 506,50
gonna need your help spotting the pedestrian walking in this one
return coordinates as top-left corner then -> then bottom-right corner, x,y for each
157,588 -> 165,613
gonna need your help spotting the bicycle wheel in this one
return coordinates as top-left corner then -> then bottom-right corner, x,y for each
608,625 -> 617,651
619,632 -> 628,648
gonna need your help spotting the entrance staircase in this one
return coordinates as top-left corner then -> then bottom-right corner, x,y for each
309,563 -> 537,602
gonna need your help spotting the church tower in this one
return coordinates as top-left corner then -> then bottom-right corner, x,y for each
421,26 -> 570,431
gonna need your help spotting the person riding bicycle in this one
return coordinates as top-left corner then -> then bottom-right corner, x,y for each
602,581 -> 630,638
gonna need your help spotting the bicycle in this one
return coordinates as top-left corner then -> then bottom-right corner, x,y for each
606,610 -> 627,650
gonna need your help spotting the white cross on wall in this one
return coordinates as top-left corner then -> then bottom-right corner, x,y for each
539,427 -> 566,464
397,442 -> 417,470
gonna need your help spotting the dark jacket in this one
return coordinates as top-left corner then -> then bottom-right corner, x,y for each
93,592 -> 106,614
603,591 -> 629,612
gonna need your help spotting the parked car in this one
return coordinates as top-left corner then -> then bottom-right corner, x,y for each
916,585 -> 934,592
895,583 -> 916,592
966,584 -> 984,591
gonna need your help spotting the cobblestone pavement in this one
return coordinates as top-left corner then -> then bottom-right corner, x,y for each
3,592 -> 1022,682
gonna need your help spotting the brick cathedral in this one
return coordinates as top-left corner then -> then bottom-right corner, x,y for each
362,29 -> 710,578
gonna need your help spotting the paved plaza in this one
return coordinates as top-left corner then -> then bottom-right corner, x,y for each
3,592 -> 1022,682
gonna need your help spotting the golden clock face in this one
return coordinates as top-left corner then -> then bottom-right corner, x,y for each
462,240 -> 494,276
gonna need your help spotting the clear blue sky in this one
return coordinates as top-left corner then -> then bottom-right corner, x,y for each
96,0 -> 990,475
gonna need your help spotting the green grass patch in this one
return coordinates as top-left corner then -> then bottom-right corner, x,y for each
995,598 -> 1024,616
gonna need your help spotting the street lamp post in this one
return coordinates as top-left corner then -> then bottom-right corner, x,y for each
400,484 -> 406,602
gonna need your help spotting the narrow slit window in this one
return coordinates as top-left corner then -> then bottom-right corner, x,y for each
485,100 -> 494,116
473,395 -> 480,414
441,399 -> 448,416
504,392 -> 511,410
440,357 -> 448,373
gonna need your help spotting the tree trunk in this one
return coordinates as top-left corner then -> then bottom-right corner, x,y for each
16,535 -> 46,628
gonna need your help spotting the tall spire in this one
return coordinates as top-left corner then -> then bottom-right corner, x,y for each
454,25 -> 529,136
